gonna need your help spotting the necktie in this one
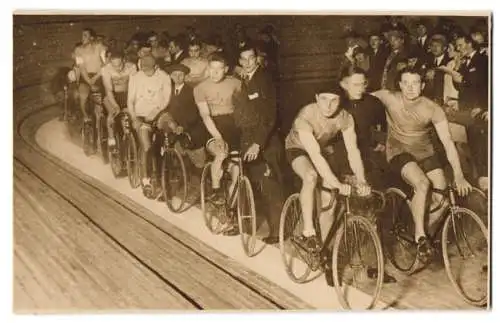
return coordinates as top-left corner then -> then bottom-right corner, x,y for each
466,56 -> 471,66
175,88 -> 180,96
435,58 -> 439,66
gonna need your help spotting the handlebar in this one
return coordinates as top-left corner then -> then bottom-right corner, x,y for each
319,185 -> 386,213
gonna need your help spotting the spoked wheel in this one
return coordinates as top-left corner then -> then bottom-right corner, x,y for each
109,133 -> 125,178
456,187 -> 488,227
381,188 -> 419,274
331,215 -> 384,310
200,162 -> 230,234
126,133 -> 141,188
161,148 -> 188,213
442,207 -> 489,307
237,175 -> 257,257
279,193 -> 323,283
96,114 -> 109,164
82,120 -> 95,156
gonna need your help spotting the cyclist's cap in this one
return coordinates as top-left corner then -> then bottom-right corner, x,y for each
167,63 -> 190,75
140,55 -> 156,69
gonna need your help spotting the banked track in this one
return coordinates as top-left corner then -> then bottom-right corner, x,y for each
13,86 -> 315,311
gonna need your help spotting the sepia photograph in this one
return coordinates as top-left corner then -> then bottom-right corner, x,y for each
11,9 -> 491,313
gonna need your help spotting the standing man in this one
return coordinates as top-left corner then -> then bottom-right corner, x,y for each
422,34 -> 450,105
232,45 -> 284,243
366,31 -> 389,92
380,29 -> 408,91
181,40 -> 210,87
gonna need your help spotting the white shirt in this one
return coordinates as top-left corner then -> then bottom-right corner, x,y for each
128,69 -> 172,117
418,35 -> 427,47
434,54 -> 445,66
245,66 -> 259,81
174,83 -> 185,95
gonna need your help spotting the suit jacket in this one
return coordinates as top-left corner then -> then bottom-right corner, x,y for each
367,46 -> 389,92
167,84 -> 202,130
382,49 -> 408,91
454,51 -> 489,111
423,53 -> 451,105
233,66 -> 278,150
413,35 -> 431,61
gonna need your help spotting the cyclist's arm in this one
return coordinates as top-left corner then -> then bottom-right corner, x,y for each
102,70 -> 119,108
127,76 -> 137,119
434,119 -> 466,180
297,129 -> 341,188
341,125 -> 367,184
196,101 -> 223,139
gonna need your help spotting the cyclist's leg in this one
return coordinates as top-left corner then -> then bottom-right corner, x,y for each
103,95 -> 119,145
78,82 -> 91,121
206,138 -> 228,190
138,122 -> 153,185
289,152 -> 318,238
422,154 -> 449,229
391,153 -> 431,243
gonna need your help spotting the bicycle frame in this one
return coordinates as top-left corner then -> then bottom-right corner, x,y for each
312,188 -> 385,268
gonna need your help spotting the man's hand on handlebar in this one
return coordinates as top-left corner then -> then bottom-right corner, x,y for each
173,126 -> 184,135
455,176 -> 472,197
356,182 -> 372,197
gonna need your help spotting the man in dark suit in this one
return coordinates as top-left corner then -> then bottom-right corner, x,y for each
452,34 -> 489,188
160,63 -> 210,169
381,29 -> 408,91
231,44 -> 285,244
366,31 -> 389,92
167,35 -> 189,66
413,19 -> 432,62
422,34 -> 451,105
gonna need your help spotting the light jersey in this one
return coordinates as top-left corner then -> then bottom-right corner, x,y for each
74,43 -> 107,74
285,103 -> 354,151
181,57 -> 209,85
101,62 -> 137,93
128,69 -> 172,118
373,90 -> 447,161
193,76 -> 242,116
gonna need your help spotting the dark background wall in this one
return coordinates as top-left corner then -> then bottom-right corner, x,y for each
13,14 -> 488,131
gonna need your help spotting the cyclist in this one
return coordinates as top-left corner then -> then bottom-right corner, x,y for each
284,90 -> 371,252
180,39 -> 209,87
194,54 -> 242,221
73,28 -> 107,123
373,67 -> 472,262
160,63 -> 210,169
101,50 -> 138,152
127,55 -> 172,193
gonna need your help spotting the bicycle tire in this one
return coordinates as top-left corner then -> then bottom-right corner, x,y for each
279,193 -> 323,284
126,133 -> 141,189
237,175 -> 257,257
442,207 -> 489,307
161,148 -> 188,213
200,162 -> 227,234
382,189 -> 420,274
331,215 -> 384,310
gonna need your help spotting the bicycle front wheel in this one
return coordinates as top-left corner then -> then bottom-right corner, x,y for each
126,134 -> 141,189
237,175 -> 257,257
442,207 -> 489,307
200,162 -> 228,234
332,215 -> 384,310
161,148 -> 188,213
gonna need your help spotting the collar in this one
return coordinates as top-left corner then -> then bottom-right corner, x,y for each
435,54 -> 445,63
174,83 -> 185,92
245,66 -> 259,81
467,50 -> 477,60
175,50 -> 183,60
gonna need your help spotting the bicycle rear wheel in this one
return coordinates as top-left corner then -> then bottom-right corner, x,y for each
96,114 -> 109,164
331,215 -> 384,310
381,188 -> 419,274
279,193 -> 323,283
200,162 -> 229,234
161,148 -> 188,213
442,207 -> 488,307
237,175 -> 257,257
126,133 -> 141,188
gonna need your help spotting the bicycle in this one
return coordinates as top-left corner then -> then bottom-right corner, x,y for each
81,88 -> 103,157
200,151 -> 258,257
108,111 -> 132,178
93,90 -> 109,164
279,182 -> 386,309
160,131 -> 190,213
381,184 -> 489,307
